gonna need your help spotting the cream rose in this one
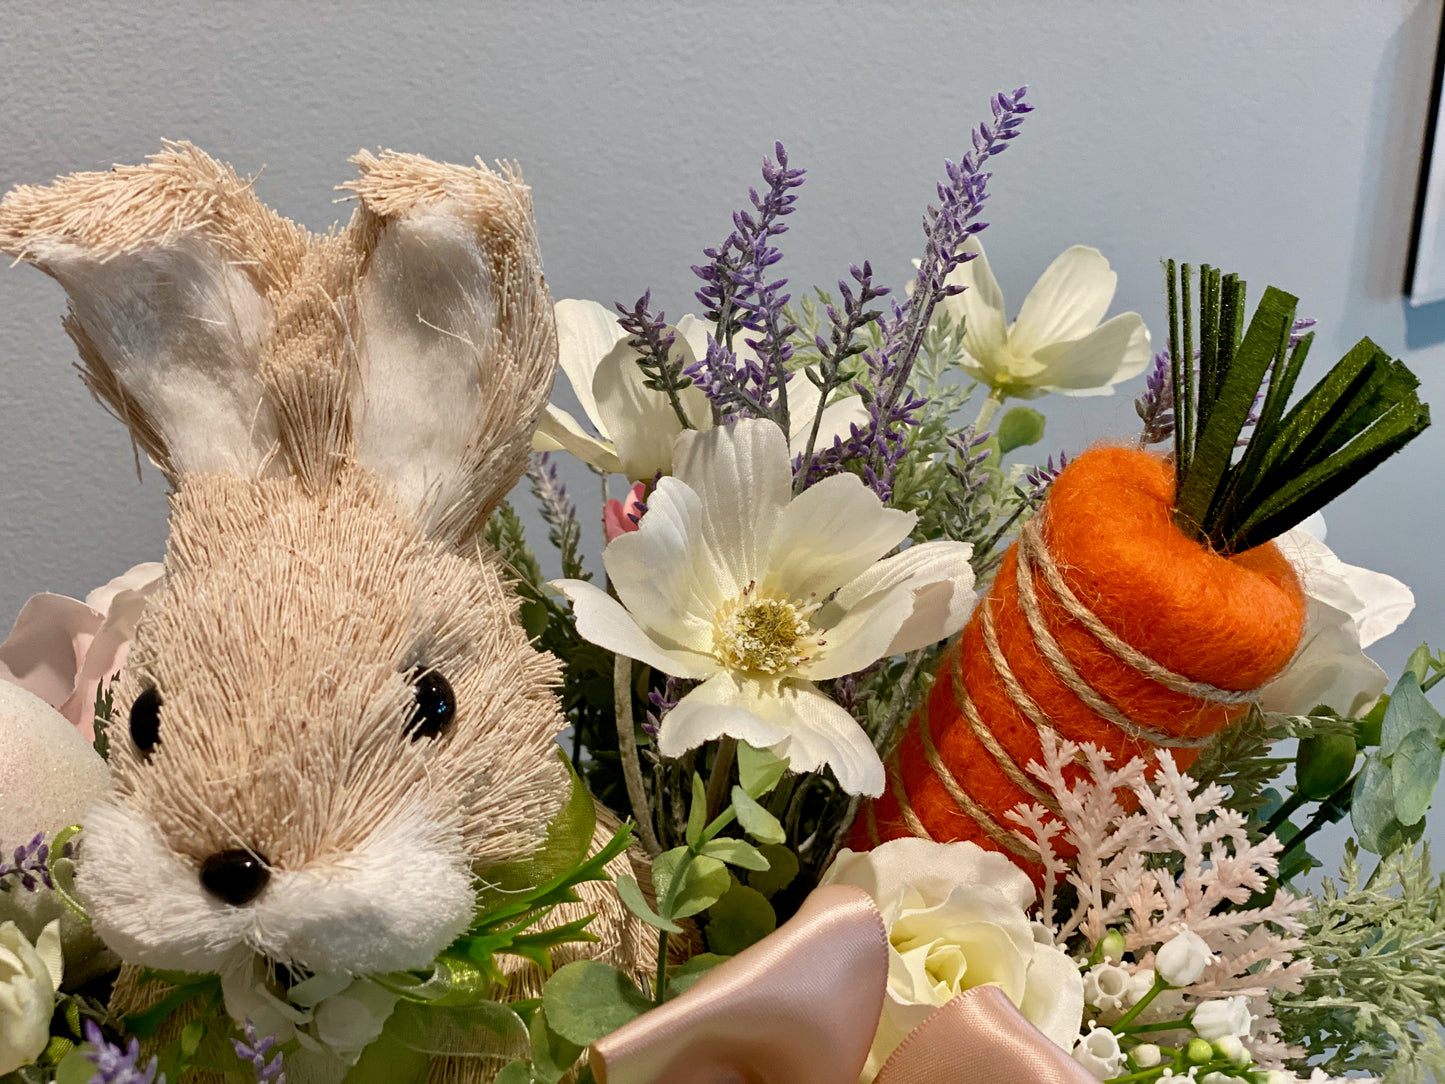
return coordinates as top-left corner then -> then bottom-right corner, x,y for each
0,919 -> 62,1074
822,838 -> 1084,1076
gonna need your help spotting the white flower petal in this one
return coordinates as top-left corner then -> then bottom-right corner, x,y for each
1030,311 -> 1151,396
33,921 -> 62,992
592,342 -> 694,481
675,314 -> 714,368
941,236 -> 1009,362
1261,526 -> 1415,715
823,838 -> 1036,913
1022,950 -> 1086,1049
555,299 -> 627,435
550,579 -> 716,680
1010,245 -> 1118,357
803,541 -> 975,680
672,420 -> 792,601
532,405 -> 624,474
758,678 -> 884,796
764,473 -> 915,604
603,479 -> 718,653
656,672 -> 792,758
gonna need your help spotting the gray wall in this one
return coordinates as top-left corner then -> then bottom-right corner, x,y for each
3,2 -> 1443,862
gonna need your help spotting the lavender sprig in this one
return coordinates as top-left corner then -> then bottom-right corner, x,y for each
809,87 -> 1032,500
526,453 -> 585,580
234,1019 -> 287,1084
615,293 -> 695,431
1023,452 -> 1070,498
688,142 -> 806,428
0,832 -> 52,892
1137,317 -> 1315,447
644,677 -> 681,739
82,1020 -> 163,1084
794,262 -> 890,491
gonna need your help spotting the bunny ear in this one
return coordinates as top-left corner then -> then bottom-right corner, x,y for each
0,142 -> 311,484
343,150 -> 558,546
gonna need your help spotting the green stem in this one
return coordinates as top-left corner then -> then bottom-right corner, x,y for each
1423,668 -> 1445,692
1118,1017 -> 1192,1034
613,654 -> 663,856
653,929 -> 670,1005
704,738 -> 738,822
972,387 -> 1005,431
1112,974 -> 1168,1030
1274,771 -> 1356,874
1259,789 -> 1309,841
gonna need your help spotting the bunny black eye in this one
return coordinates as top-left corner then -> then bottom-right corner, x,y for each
130,686 -> 162,757
406,670 -> 456,741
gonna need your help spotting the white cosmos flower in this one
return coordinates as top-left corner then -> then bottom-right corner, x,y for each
551,419 -> 976,796
938,237 -> 1151,398
534,299 -> 868,481
1262,514 -> 1414,717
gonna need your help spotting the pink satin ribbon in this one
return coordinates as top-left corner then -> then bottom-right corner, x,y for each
590,884 -> 1094,1084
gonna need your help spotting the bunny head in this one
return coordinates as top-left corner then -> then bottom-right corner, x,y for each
0,144 -> 570,978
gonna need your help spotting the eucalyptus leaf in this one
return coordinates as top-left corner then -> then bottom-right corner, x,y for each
748,844 -> 799,898
1351,753 -> 1399,855
1390,729 -> 1442,827
1380,672 -> 1443,757
699,837 -> 769,871
686,773 -> 708,847
1406,642 -> 1433,684
705,882 -> 778,956
654,851 -> 730,918
528,1007 -> 584,1084
614,873 -> 682,934
996,406 -> 1046,454
731,786 -> 786,844
53,1049 -> 97,1084
665,953 -> 730,999
542,960 -> 653,1047
737,742 -> 788,798
495,1063 -> 536,1084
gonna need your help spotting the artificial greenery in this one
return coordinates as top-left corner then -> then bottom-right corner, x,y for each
1274,840 -> 1445,1082
1164,261 -> 1429,553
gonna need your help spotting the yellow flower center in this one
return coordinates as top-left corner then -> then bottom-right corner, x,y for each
713,592 -> 818,675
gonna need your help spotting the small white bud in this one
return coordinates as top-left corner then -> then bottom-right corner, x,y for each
1132,1043 -> 1162,1068
1192,996 -> 1254,1041
1212,1034 -> 1249,1067
1156,929 -> 1214,987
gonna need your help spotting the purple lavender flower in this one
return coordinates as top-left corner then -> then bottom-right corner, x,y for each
82,1020 -> 163,1084
0,832 -> 53,892
1023,452 -> 1070,497
687,142 -> 806,428
807,88 -> 1033,499
1138,317 -> 1312,447
644,677 -> 681,739
233,1019 -> 286,1084
1135,351 -> 1174,446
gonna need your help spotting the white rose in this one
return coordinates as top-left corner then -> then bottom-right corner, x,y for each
1155,929 -> 1214,988
1072,1026 -> 1126,1080
0,919 -> 62,1074
1192,996 -> 1254,1041
823,839 -> 1084,1076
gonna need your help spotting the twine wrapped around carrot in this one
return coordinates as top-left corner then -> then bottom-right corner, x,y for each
852,264 -> 1430,869
852,445 -> 1306,862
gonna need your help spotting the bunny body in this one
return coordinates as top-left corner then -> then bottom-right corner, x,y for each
1,145 -> 652,1080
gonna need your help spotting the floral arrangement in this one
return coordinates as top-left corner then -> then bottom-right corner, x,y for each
4,85 -> 1445,1084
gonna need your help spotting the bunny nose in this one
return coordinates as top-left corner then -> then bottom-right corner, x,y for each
200,849 -> 271,906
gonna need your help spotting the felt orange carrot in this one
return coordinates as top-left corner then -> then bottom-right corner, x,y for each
852,264 -> 1430,868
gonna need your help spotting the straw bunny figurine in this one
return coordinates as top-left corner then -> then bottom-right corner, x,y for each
0,144 -> 653,1081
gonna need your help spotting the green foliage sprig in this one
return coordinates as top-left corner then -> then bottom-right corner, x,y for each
1274,841 -> 1445,1082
